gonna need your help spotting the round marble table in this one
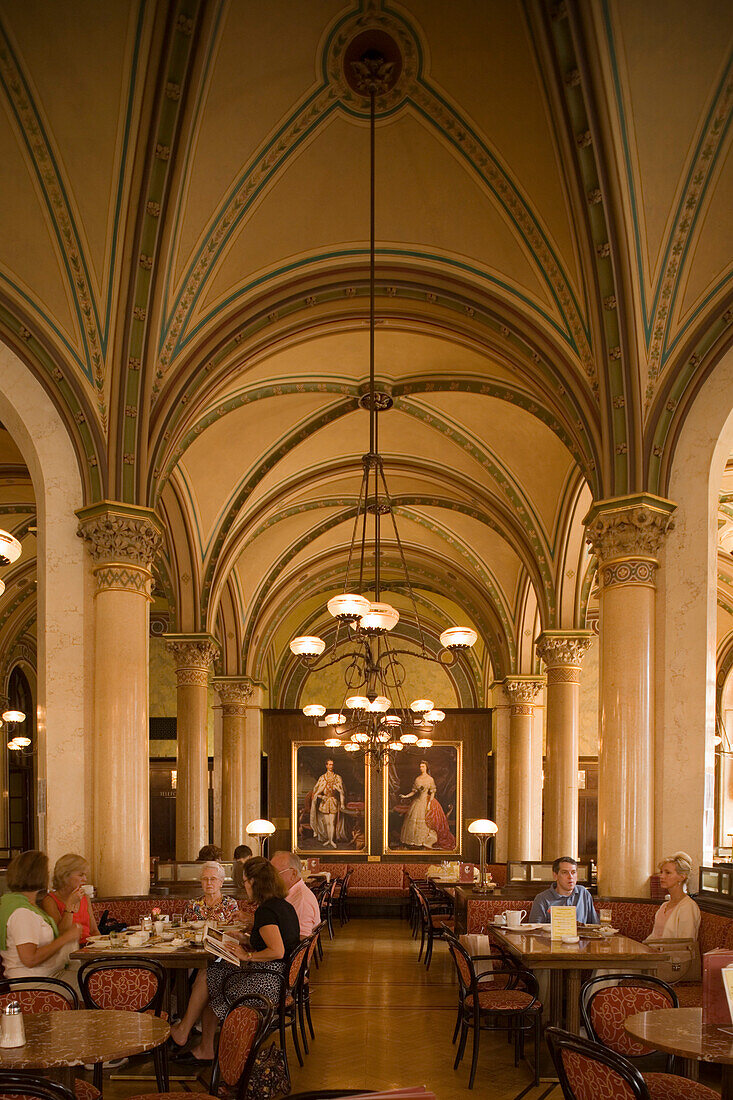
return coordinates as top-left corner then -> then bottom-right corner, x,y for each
625,1007 -> 733,1098
0,1009 -> 170,1090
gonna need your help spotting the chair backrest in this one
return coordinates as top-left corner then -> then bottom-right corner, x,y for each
78,956 -> 166,1015
579,974 -> 678,1059
0,1073 -> 75,1100
0,977 -> 77,1013
545,1026 -> 650,1100
306,922 -> 326,964
209,992 -> 274,1100
287,938 -> 311,992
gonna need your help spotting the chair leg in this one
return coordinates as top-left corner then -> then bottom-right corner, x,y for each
452,1000 -> 462,1043
425,930 -> 433,969
454,1019 -> 468,1070
93,1063 -> 103,1094
298,989 -> 309,1055
305,991 -> 316,1040
533,1015 -> 540,1087
326,903 -> 334,940
154,1043 -> 169,1091
278,1017 -> 291,1081
468,1014 -> 480,1089
290,1010 -> 304,1067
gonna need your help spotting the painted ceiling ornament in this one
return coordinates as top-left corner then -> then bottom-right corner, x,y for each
324,0 -> 419,114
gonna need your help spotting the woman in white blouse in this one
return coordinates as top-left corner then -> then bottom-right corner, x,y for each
645,851 -> 701,981
0,850 -> 80,980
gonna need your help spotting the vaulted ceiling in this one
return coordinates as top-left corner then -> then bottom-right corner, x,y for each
0,0 -> 731,702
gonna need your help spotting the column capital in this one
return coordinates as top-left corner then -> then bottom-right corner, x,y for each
77,500 -> 164,597
213,677 -> 254,716
583,494 -> 676,563
536,630 -> 593,681
166,634 -> 220,686
503,676 -> 545,714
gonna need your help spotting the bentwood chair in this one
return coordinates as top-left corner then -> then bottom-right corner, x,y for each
415,887 -> 454,969
580,973 -> 679,1073
78,956 -> 168,1093
300,921 -> 326,1051
447,937 -> 541,1090
545,1027 -> 720,1100
128,994 -> 274,1100
0,1074 -> 75,1100
337,868 -> 354,926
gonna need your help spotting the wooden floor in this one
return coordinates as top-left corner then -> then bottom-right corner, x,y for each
104,916 -> 554,1099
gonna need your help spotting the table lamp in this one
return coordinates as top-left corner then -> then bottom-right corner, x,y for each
468,819 -> 498,893
246,818 -> 276,856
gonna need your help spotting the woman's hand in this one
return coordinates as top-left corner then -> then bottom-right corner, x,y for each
232,944 -> 252,962
66,887 -> 84,914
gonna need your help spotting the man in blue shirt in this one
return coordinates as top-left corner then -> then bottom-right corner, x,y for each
529,856 -> 599,924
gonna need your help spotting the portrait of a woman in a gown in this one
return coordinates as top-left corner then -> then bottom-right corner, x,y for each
396,759 -> 456,850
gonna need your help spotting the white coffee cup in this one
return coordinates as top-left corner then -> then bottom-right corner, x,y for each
505,910 -> 523,928
81,884 -> 95,897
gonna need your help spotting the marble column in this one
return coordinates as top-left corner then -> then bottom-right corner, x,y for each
213,677 -> 254,859
504,676 -> 545,861
585,495 -> 675,897
536,631 -> 593,860
166,634 -> 219,860
77,502 -> 163,896
490,681 -> 511,863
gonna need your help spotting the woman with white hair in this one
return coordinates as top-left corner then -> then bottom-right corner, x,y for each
645,851 -> 701,982
183,862 -> 239,924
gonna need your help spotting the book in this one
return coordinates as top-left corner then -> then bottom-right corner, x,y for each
203,923 -> 243,967
550,905 -> 578,940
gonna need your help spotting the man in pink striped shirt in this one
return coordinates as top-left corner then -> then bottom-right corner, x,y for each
270,850 -> 321,935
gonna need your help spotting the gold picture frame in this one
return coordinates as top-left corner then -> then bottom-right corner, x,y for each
382,742 -> 462,855
292,742 -> 370,855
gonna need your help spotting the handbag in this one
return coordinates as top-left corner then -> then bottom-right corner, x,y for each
645,937 -> 700,984
244,1043 -> 291,1100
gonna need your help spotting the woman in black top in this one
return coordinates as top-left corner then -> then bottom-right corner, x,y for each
170,856 -> 299,1065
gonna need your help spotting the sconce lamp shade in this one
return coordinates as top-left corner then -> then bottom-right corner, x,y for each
440,627 -> 478,650
2,711 -> 25,724
0,531 -> 21,567
327,594 -> 370,621
302,704 -> 326,718
289,636 -> 326,657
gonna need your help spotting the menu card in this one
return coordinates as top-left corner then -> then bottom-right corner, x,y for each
550,905 -> 577,940
703,950 -> 733,1024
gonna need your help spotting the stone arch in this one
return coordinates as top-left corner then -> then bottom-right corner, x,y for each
655,344 -> 733,868
0,340 -> 91,863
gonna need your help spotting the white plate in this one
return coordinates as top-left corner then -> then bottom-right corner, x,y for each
86,934 -> 109,943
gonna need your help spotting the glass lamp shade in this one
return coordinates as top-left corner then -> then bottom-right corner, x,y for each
346,695 -> 369,710
12,735 -> 31,747
440,626 -> 478,650
352,732 -> 370,744
400,732 -> 418,744
302,704 -> 326,718
382,714 -> 401,726
327,594 -> 371,621
246,818 -> 276,837
0,579 -> 4,598
2,711 -> 25,724
344,742 -> 359,752
324,738 -> 342,748
376,730 -> 390,743
410,698 -> 434,714
425,709 -> 445,723
468,818 -> 498,837
389,741 -> 403,751
416,737 -> 433,748
7,740 -> 22,751
359,602 -> 399,633
0,530 -> 22,567
290,636 -> 326,657
367,696 -> 391,713
324,713 -> 347,726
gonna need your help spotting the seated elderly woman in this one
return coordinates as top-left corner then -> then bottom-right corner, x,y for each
41,852 -> 99,945
183,860 -> 239,924
170,856 -> 300,1065
645,850 -> 702,982
0,850 -> 81,979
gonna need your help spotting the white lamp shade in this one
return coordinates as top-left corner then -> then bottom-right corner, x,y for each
440,626 -> 478,650
389,741 -> 404,751
359,602 -> 399,633
383,714 -> 401,726
246,819 -> 276,837
0,531 -> 21,566
12,735 -> 31,747
0,579 -> 4,598
352,732 -> 369,744
7,740 -> 22,751
346,695 -> 369,710
302,704 -> 326,718
367,696 -> 391,712
290,636 -> 326,657
416,738 -> 433,748
2,711 -> 25,724
327,594 -> 371,620
468,818 -> 498,836
425,709 -> 445,723
324,713 -> 347,726
344,742 -> 359,751
400,732 -> 418,744
376,730 -> 390,743
324,738 -> 342,748
410,698 -> 434,713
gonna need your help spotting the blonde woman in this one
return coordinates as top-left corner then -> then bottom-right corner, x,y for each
42,853 -> 99,945
0,851 -> 80,979
645,851 -> 701,982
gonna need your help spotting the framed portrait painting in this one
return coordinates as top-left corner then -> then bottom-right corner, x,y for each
292,743 -> 369,855
383,742 -> 461,855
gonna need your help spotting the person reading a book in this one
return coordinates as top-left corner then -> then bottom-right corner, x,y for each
170,856 -> 300,1065
182,861 -> 239,924
529,856 -> 598,924
270,850 -> 320,935
644,851 -> 701,983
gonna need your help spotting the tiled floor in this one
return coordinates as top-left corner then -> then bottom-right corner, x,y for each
104,916 -> 553,1099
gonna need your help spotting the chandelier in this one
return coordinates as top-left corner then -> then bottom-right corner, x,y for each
289,48 -> 477,768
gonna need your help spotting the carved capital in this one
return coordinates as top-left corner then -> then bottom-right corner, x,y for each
167,634 -> 219,687
504,677 -> 544,714
536,631 -> 593,674
584,494 -> 675,563
213,677 -> 254,716
77,501 -> 164,569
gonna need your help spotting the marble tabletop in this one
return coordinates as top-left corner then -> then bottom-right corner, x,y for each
625,1007 -> 733,1065
0,1009 -> 169,1068
489,926 -> 669,965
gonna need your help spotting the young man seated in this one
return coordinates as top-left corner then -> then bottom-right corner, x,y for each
529,856 -> 598,923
